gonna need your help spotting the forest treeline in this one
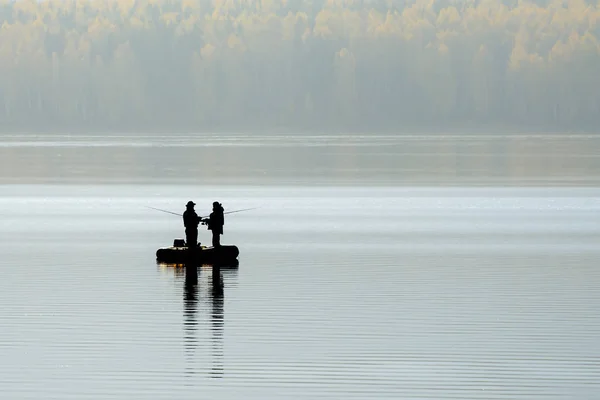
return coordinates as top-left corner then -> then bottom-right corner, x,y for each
0,0 -> 599,132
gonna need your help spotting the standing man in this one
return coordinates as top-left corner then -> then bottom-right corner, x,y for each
206,201 -> 224,247
183,200 -> 201,248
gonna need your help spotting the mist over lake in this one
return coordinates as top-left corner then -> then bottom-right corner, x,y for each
1,133 -> 599,399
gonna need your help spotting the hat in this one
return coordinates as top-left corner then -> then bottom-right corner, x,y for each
187,201 -> 195,207
213,201 -> 220,207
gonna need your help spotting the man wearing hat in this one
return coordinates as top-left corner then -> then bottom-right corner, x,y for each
206,201 -> 225,247
183,201 -> 202,248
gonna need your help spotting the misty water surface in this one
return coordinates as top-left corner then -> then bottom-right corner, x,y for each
0,134 -> 599,399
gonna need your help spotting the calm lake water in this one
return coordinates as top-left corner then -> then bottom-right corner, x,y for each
1,134 -> 600,399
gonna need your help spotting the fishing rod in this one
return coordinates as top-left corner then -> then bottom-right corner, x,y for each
145,205 -> 260,218
205,207 -> 261,218
145,206 -> 182,216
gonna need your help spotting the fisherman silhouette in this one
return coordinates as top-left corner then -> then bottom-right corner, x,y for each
204,201 -> 224,247
183,201 -> 202,248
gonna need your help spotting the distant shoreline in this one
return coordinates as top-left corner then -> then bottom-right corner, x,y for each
0,124 -> 596,136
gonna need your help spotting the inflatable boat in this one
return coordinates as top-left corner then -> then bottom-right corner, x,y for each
156,239 -> 239,264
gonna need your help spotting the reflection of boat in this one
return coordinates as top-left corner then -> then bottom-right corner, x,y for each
156,239 -> 239,264
157,259 -> 240,270
158,260 -> 237,378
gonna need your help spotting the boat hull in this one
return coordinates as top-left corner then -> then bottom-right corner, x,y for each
156,245 -> 239,264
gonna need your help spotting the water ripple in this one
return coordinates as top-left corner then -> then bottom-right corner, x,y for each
1,187 -> 600,399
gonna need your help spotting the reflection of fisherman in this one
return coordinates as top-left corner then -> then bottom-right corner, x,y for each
204,201 -> 224,247
183,201 -> 202,248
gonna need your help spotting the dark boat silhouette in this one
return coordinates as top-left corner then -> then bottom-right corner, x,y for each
156,239 -> 239,264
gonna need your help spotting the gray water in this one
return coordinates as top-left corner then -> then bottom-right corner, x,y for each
1,134 -> 600,399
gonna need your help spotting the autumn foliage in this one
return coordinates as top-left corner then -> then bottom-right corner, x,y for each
0,0 -> 599,132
